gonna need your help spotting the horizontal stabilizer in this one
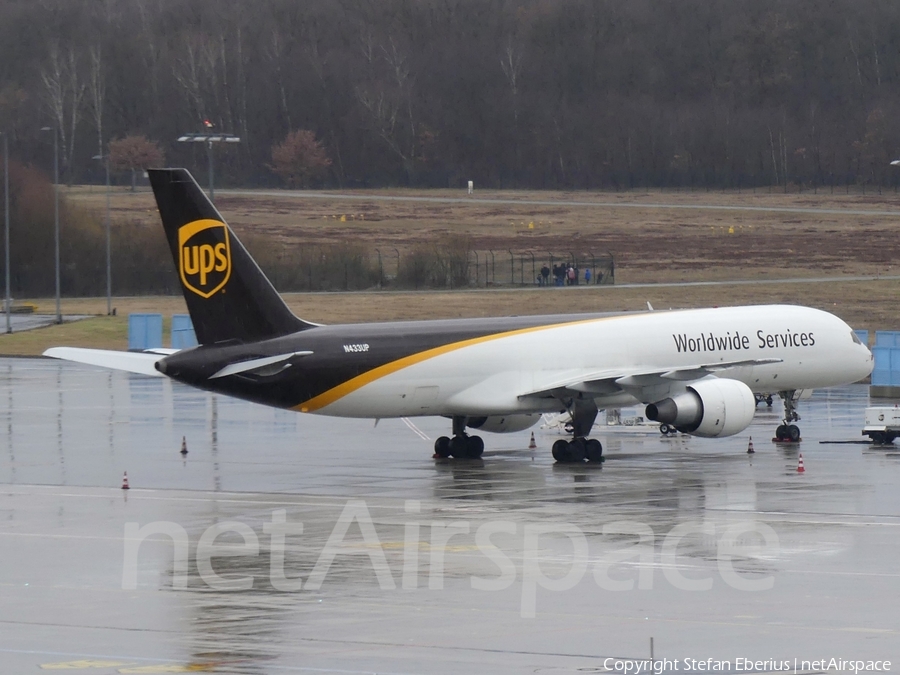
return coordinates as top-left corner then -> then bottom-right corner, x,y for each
209,351 -> 313,379
43,347 -> 165,377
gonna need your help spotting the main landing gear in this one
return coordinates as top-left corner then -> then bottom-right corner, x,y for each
552,399 -> 604,463
434,416 -> 484,459
774,390 -> 802,442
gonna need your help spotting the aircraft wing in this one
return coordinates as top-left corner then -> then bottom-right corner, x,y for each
520,357 -> 782,400
43,347 -> 166,377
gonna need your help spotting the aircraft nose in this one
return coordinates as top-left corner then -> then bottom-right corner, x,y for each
857,344 -> 875,380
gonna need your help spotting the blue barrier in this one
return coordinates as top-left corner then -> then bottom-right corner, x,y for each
171,314 -> 198,349
872,347 -> 890,385
875,331 -> 900,348
872,333 -> 900,388
128,313 -> 163,351
872,347 -> 900,386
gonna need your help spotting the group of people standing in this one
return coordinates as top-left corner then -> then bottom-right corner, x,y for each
539,263 -> 595,286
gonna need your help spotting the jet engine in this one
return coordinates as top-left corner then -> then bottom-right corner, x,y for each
645,378 -> 756,438
467,414 -> 542,434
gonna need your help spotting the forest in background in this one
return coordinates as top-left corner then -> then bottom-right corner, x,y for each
3,0 -> 900,297
2,0 -> 900,190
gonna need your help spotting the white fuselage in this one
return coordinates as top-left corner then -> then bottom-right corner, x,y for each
317,305 -> 873,418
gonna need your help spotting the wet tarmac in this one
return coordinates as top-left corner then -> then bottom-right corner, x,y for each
2,357 -> 899,673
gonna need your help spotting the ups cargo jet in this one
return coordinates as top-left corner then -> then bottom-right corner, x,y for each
45,169 -> 873,462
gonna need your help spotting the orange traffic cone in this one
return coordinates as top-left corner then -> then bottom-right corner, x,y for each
797,453 -> 805,473
180,437 -> 188,456
121,471 -> 130,489
528,432 -> 537,449
747,437 -> 755,454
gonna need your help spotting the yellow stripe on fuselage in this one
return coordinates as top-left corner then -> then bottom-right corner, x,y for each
294,316 -> 613,413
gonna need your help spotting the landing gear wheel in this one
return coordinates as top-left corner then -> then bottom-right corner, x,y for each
766,395 -> 774,407
552,438 -> 593,463
449,435 -> 469,458
585,439 -> 603,462
659,423 -> 671,435
552,439 -> 570,462
447,434 -> 484,458
568,438 -> 586,462
786,424 -> 801,442
775,424 -> 787,441
466,435 -> 484,458
434,436 -> 451,458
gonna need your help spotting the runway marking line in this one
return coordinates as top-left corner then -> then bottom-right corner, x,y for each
372,540 -> 479,552
40,661 -> 130,670
119,665 -> 219,673
39,663 -> 220,673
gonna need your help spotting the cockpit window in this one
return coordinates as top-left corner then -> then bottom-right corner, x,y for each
851,331 -> 863,345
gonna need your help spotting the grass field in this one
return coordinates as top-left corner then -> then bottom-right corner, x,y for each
64,184 -> 900,284
1,184 -> 896,356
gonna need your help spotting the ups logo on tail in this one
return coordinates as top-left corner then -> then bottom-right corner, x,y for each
178,219 -> 232,298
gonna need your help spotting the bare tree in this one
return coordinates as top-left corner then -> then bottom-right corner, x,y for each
270,130 -> 332,187
41,43 -> 66,141
172,34 -> 223,124
87,46 -> 105,159
109,134 -> 165,191
500,36 -> 524,170
40,43 -> 86,180
135,0 -> 162,115
355,37 -> 422,182
64,48 -> 86,178
500,37 -> 523,123
265,30 -> 293,130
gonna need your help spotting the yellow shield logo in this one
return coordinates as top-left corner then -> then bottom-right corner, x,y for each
178,219 -> 232,298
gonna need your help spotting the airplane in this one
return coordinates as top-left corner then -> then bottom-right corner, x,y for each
44,169 -> 874,462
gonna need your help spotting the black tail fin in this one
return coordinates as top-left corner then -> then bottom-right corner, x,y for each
148,168 -> 314,345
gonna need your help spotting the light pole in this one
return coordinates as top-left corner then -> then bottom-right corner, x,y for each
176,132 -> 241,202
40,126 -> 61,324
2,131 -> 10,334
93,153 -> 112,315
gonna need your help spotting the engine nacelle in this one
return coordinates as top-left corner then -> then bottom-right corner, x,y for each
645,378 -> 756,438
467,414 -> 541,434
